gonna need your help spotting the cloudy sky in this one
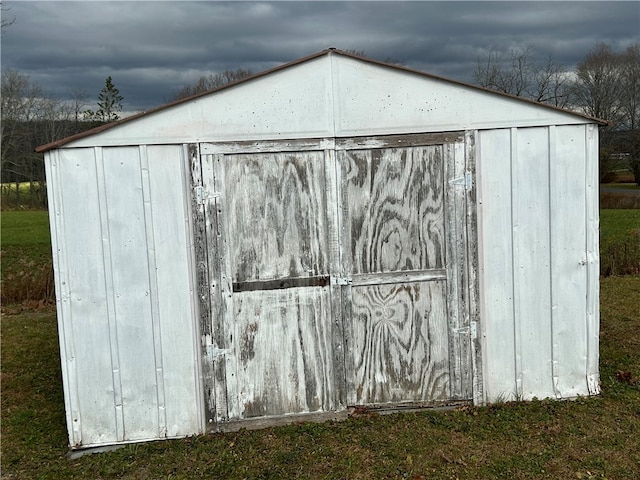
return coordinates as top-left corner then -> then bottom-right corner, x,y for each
2,1 -> 639,114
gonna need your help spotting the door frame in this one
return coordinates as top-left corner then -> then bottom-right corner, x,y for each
188,131 -> 482,431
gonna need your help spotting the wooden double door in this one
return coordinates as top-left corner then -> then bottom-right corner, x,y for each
190,133 -> 477,427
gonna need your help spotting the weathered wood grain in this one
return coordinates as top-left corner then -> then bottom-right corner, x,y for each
201,138 -> 335,155
335,132 -> 464,150
338,142 -> 464,407
351,269 -> 447,287
340,146 -> 445,275
464,130 -> 483,405
197,136 -> 475,424
347,281 -> 450,405
445,139 -> 472,400
212,153 -> 240,421
223,151 -> 329,283
324,148 -> 347,409
232,287 -> 335,417
189,146 -> 220,427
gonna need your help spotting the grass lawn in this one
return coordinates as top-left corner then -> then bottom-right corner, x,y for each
1,211 -> 54,305
1,209 -> 639,479
599,209 -> 640,276
600,208 -> 640,241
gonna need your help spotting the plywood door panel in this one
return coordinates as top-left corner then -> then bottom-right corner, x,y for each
233,287 -> 335,417
340,146 -> 445,275
223,151 -> 329,283
349,281 -> 450,404
206,150 -> 336,422
339,144 -> 464,407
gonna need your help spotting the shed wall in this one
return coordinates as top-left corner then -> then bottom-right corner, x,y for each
45,145 -> 202,448
477,124 -> 600,402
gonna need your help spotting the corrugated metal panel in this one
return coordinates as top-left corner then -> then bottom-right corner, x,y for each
477,125 -> 599,402
45,145 -> 202,448
145,145 -> 204,436
47,149 -> 117,447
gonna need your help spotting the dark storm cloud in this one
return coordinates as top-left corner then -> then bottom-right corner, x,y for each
2,1 -> 638,113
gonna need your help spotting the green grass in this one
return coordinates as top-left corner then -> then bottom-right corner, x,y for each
1,210 -> 54,304
1,210 -> 639,479
1,277 -> 639,479
600,209 -> 640,276
601,183 -> 640,190
1,210 -> 51,246
600,209 -> 640,241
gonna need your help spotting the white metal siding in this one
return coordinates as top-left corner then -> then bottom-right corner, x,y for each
65,55 -> 590,149
477,125 -> 599,402
46,146 -> 201,448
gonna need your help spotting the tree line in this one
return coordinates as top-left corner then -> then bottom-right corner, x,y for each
473,42 -> 639,182
1,42 -> 639,208
1,73 -> 124,207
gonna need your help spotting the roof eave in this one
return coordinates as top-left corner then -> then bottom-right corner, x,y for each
35,48 -> 608,153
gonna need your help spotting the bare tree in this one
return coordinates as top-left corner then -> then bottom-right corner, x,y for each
574,43 -> 624,125
1,70 -> 92,206
1,1 -> 15,34
1,70 -> 44,204
68,86 -> 89,126
619,44 -> 640,131
573,42 -> 640,183
474,44 -> 572,107
171,68 -> 253,101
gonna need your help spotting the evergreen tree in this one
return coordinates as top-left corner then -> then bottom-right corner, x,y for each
85,76 -> 123,122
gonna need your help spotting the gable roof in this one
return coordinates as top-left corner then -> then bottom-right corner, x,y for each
36,48 -> 606,153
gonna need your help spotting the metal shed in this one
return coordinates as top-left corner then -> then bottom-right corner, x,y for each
37,49 -> 604,451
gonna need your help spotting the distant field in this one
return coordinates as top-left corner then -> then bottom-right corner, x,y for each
1,181 -> 47,209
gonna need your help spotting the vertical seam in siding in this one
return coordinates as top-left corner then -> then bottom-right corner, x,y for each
584,125 -> 600,394
548,126 -> 561,398
455,139 -> 471,399
465,130 -> 483,405
47,150 -> 82,446
474,132 -> 489,405
510,127 -> 522,400
139,145 -> 168,437
95,146 -> 126,441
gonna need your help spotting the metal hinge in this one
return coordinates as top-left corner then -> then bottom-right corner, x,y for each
449,171 -> 473,191
330,276 -> 352,286
206,345 -> 230,361
453,322 -> 478,338
194,185 -> 221,204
